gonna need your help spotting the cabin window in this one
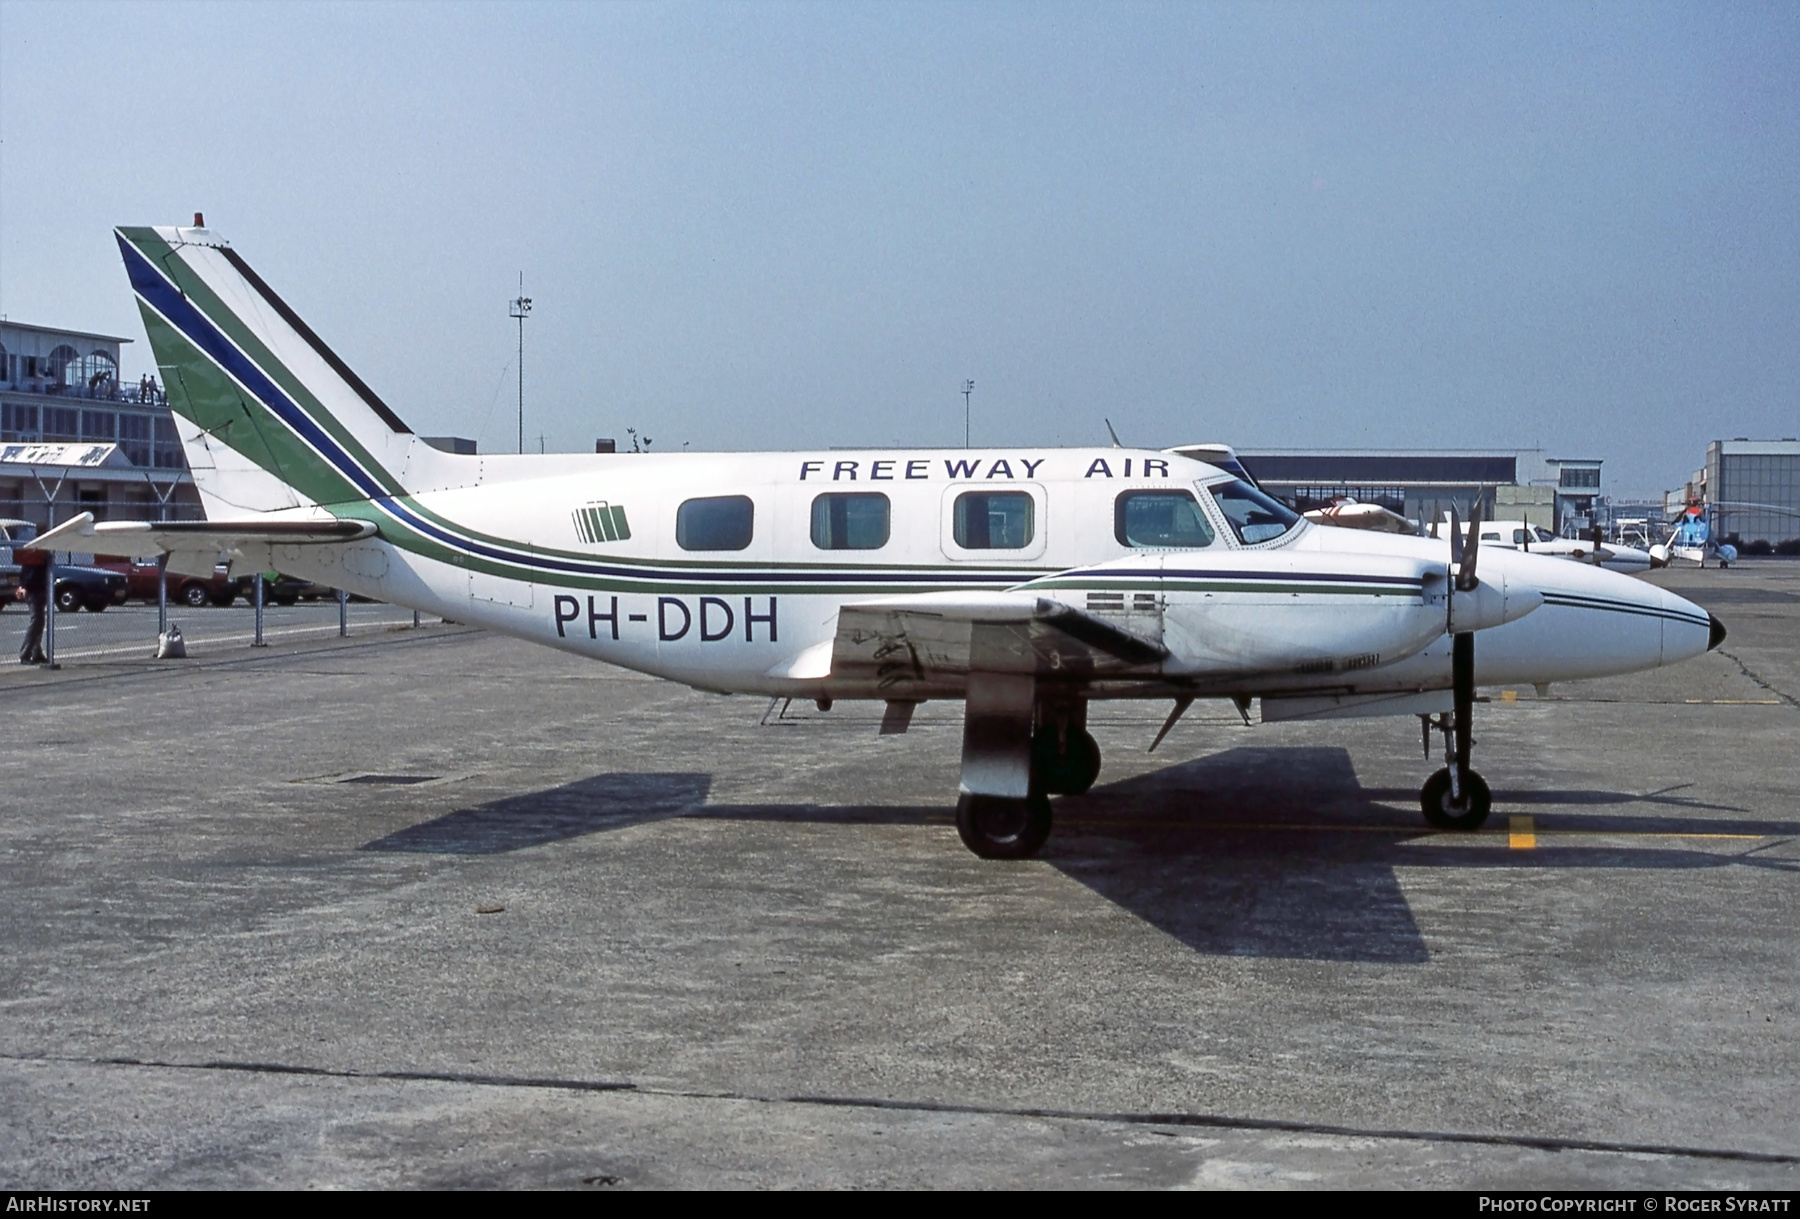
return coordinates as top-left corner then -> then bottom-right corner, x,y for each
1481,530 -> 1502,542
811,492 -> 890,550
1114,490 -> 1215,548
953,491 -> 1034,550
676,495 -> 754,551
1207,479 -> 1301,545
1511,529 -> 1528,544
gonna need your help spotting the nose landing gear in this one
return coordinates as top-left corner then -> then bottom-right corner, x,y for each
1419,632 -> 1491,830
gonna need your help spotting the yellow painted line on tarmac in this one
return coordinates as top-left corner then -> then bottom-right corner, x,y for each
1509,815 -> 1536,849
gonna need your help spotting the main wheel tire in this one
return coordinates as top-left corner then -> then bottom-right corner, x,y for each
180,583 -> 210,609
83,598 -> 108,613
955,791 -> 1053,860
1031,725 -> 1102,795
54,586 -> 81,613
1420,767 -> 1492,830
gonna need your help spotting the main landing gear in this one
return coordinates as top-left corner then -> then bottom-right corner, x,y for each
956,791 -> 1054,860
1418,632 -> 1492,831
955,692 -> 1100,860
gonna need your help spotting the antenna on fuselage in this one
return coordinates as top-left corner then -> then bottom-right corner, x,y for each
1104,418 -> 1123,447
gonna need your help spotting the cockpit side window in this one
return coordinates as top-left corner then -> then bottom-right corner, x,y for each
1512,529 -> 1527,544
1533,526 -> 1556,542
1206,479 -> 1301,545
1114,490 -> 1215,548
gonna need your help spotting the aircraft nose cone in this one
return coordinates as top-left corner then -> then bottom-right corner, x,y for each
1709,613 -> 1727,651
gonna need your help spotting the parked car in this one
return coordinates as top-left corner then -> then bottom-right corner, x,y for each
0,518 -> 35,603
91,555 -> 247,608
3,521 -> 128,612
52,564 -> 130,613
247,573 -> 337,606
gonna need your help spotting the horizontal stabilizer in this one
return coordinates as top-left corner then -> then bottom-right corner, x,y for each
28,511 -> 376,555
829,591 -> 1167,689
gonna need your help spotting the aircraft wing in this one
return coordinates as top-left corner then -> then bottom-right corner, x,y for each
27,511 -> 375,576
1303,502 -> 1416,534
825,590 -> 1166,689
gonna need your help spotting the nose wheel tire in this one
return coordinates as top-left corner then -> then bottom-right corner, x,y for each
956,791 -> 1053,859
1420,767 -> 1491,831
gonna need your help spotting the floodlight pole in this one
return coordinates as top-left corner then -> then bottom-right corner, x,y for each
962,379 -> 974,448
509,276 -> 532,455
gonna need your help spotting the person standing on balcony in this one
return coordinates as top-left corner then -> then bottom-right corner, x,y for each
15,548 -> 49,664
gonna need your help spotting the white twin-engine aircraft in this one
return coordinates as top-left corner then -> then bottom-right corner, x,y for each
37,222 -> 1728,860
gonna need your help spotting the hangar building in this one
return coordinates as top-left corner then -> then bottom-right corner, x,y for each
1236,449 -> 1603,535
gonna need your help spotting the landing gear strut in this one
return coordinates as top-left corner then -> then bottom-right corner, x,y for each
1419,632 -> 1491,830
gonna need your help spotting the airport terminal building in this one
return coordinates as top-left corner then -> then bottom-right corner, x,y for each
1237,449 -> 1604,534
0,319 -> 199,527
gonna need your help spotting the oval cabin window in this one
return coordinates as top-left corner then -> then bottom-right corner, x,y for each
811,493 -> 890,550
676,495 -> 755,551
953,491 -> 1034,550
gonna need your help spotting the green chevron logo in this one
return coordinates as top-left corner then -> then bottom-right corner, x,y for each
573,502 -> 631,545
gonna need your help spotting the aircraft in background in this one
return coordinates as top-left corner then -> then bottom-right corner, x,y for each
32,221 -> 1728,860
1302,503 -> 1658,574
1302,497 -> 1417,535
1462,519 -> 1656,575
1652,502 -> 1739,569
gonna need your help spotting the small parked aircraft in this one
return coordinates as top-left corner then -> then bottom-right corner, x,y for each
1456,519 -> 1657,575
1651,502 -> 1740,568
33,222 -> 1728,859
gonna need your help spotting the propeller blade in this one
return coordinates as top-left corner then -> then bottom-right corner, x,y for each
1448,504 -> 1464,566
1457,499 -> 1483,592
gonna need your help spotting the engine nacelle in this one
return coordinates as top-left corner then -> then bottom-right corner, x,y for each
1436,570 -> 1543,634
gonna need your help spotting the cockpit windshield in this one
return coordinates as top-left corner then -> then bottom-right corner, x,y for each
1206,479 -> 1302,545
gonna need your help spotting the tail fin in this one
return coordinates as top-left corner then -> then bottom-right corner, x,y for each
118,223 -> 452,517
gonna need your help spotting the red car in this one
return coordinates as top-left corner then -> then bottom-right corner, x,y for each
92,555 -> 247,608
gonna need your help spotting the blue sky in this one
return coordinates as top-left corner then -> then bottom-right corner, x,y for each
2,1 -> 1795,496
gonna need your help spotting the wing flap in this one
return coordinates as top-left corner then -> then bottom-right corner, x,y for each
829,591 -> 1166,689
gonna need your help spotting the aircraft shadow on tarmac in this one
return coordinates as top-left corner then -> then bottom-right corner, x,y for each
359,748 -> 1797,964
1039,746 -> 1798,963
360,772 -> 713,855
